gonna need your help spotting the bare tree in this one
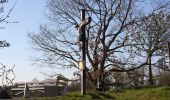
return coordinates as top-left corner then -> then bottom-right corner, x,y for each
132,10 -> 170,85
28,0 -> 170,90
0,63 -> 15,86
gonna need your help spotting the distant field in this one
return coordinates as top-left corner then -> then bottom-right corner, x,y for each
21,86 -> 170,100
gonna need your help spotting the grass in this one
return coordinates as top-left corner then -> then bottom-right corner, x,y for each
21,86 -> 170,100
107,86 -> 170,100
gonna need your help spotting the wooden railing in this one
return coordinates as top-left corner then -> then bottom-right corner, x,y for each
12,75 -> 68,98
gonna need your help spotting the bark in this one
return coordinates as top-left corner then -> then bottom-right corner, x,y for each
148,55 -> 154,85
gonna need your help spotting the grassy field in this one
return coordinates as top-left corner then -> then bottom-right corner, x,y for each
22,86 -> 170,100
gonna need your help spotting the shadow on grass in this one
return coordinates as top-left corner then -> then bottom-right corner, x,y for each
67,94 -> 82,97
98,93 -> 115,99
89,93 -> 102,99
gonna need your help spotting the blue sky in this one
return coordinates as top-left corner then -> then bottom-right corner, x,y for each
0,0 -> 76,83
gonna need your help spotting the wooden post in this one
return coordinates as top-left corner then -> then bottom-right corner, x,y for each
23,83 -> 30,98
168,42 -> 170,67
81,9 -> 86,96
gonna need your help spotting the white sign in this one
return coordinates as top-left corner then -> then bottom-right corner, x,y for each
78,60 -> 84,70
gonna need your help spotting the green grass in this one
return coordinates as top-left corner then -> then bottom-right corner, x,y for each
22,86 -> 170,100
107,86 -> 170,100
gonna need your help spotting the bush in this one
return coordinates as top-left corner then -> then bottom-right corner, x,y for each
0,90 -> 12,99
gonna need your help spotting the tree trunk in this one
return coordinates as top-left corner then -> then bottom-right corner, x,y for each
97,69 -> 105,92
148,55 -> 154,85
92,78 -> 98,93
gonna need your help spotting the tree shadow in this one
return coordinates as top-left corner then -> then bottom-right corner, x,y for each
97,93 -> 115,99
89,93 -> 102,99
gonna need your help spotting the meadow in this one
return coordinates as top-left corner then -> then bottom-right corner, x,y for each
21,86 -> 170,100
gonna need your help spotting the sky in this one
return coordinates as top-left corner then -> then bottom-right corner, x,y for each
0,0 -> 76,83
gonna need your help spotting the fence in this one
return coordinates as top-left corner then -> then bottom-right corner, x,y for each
12,75 -> 68,98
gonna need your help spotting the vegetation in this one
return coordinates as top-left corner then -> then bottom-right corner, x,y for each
19,86 -> 170,100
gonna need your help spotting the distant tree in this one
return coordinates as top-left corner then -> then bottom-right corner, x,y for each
132,11 -> 170,85
67,80 -> 81,92
32,77 -> 39,83
157,70 -> 170,85
28,0 -> 170,90
0,63 -> 15,86
126,66 -> 146,87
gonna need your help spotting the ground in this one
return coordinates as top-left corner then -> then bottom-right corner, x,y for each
17,86 -> 170,100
